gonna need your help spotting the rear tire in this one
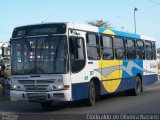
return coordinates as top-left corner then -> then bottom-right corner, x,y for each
86,81 -> 96,106
126,76 -> 142,96
134,76 -> 142,95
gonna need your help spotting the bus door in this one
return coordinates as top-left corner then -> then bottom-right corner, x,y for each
69,30 -> 88,100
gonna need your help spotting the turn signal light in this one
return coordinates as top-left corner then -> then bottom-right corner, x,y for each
64,85 -> 70,89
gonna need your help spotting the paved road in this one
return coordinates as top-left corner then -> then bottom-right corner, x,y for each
0,81 -> 160,120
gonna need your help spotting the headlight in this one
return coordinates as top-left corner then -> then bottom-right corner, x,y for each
53,84 -> 64,90
53,79 -> 64,90
11,79 -> 24,91
11,84 -> 17,90
51,78 -> 68,91
11,79 -> 17,90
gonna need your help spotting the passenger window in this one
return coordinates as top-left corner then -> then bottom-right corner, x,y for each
152,42 -> 156,60
102,35 -> 114,60
136,40 -> 145,59
114,37 -> 126,59
86,33 -> 100,60
126,39 -> 136,59
145,41 -> 153,60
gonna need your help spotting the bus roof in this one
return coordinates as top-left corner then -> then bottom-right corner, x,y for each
13,22 -> 155,41
67,23 -> 155,41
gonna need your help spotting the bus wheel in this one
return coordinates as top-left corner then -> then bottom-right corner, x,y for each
86,81 -> 96,106
40,101 -> 52,107
126,76 -> 142,96
134,76 -> 142,95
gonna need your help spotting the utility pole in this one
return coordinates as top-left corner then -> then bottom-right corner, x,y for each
134,7 -> 138,34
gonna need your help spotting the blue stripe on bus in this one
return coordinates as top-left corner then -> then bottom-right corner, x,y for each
112,30 -> 141,39
98,27 -> 141,39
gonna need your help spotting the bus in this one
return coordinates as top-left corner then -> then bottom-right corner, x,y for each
10,22 -> 158,106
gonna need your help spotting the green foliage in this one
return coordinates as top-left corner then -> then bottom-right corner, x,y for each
86,19 -> 112,28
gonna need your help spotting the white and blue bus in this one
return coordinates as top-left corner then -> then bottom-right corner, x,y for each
10,23 -> 158,106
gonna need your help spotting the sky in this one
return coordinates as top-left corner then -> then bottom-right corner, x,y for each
0,0 -> 160,47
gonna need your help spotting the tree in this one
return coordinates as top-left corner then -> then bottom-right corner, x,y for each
86,19 -> 112,28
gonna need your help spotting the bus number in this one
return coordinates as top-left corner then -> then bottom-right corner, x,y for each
90,71 -> 94,76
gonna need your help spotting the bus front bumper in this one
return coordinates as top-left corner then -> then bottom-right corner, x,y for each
10,90 -> 71,102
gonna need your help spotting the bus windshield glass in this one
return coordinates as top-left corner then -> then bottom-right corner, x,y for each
11,36 -> 68,74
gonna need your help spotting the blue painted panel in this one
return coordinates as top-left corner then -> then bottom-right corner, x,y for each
142,74 -> 158,86
122,60 -> 143,78
132,60 -> 143,76
98,27 -> 106,33
116,78 -> 128,92
116,78 -> 136,92
72,82 -> 89,101
122,60 -> 132,78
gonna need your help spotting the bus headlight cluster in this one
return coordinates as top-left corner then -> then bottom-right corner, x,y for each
53,78 -> 63,90
11,80 -> 24,91
53,84 -> 64,90
11,79 -> 18,90
52,84 -> 70,91
52,78 -> 70,90
12,85 -> 17,90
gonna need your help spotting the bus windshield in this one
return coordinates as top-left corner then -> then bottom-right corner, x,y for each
11,36 -> 68,74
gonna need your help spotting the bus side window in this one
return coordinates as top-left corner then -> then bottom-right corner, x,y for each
126,39 -> 136,59
145,41 -> 153,60
136,40 -> 145,60
152,41 -> 156,60
86,33 -> 100,60
101,35 -> 114,60
114,37 -> 126,60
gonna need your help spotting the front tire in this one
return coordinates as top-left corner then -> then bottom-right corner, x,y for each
86,81 -> 96,106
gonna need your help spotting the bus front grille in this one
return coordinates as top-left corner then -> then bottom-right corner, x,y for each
24,85 -> 49,91
18,79 -> 55,91
18,80 -> 35,84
